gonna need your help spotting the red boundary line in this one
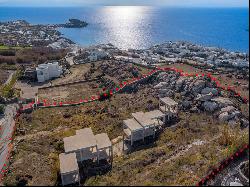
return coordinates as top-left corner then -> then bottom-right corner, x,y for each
20,67 -> 248,111
196,144 -> 249,186
1,66 -> 249,183
0,111 -> 19,182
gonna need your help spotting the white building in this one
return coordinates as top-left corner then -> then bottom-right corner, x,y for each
88,49 -> 109,62
36,62 -> 63,83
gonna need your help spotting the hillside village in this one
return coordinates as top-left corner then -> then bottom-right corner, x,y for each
74,42 -> 249,69
0,20 -> 86,48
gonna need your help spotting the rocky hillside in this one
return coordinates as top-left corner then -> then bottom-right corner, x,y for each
154,71 -> 249,127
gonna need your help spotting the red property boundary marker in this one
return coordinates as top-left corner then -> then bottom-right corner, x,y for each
0,112 -> 19,182
1,66 -> 249,183
196,144 -> 249,186
20,66 -> 249,111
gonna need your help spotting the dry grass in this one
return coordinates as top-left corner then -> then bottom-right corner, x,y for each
38,81 -> 102,103
0,69 -> 9,85
85,114 -> 249,186
4,62 -> 249,186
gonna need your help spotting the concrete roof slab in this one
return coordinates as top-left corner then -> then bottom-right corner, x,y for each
63,132 -> 97,153
132,112 -> 156,127
95,133 -> 112,149
59,153 -> 78,174
123,118 -> 143,131
144,110 -> 165,119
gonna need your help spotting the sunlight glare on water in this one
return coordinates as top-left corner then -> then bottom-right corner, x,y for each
98,6 -> 153,49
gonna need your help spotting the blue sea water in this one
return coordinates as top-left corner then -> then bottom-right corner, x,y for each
0,6 -> 249,52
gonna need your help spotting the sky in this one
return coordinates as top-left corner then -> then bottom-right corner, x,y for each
0,0 -> 249,7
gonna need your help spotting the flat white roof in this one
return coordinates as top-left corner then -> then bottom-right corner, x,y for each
132,112 -> 156,127
63,133 -> 97,153
76,128 -> 94,137
59,153 -> 78,174
160,97 -> 178,106
75,128 -> 97,148
95,133 -> 112,149
123,118 -> 143,131
144,110 -> 165,119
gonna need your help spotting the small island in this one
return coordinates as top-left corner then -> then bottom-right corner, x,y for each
61,19 -> 88,28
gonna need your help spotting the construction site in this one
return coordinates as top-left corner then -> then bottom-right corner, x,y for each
1,50 -> 249,186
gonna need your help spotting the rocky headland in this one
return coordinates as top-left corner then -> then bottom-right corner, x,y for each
0,19 -> 88,49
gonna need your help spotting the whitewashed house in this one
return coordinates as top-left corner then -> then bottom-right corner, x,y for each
36,62 -> 63,83
88,49 -> 109,62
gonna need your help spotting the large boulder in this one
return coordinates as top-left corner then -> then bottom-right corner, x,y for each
195,93 -> 213,101
190,106 -> 199,113
218,106 -> 241,123
169,76 -> 177,83
159,89 -> 175,97
202,101 -> 219,112
175,77 -> 186,92
241,118 -> 249,127
180,91 -> 188,96
211,97 -> 234,108
0,96 -> 5,104
154,82 -> 168,89
159,89 -> 169,94
158,72 -> 169,82
181,100 -> 192,109
230,111 -> 241,118
184,84 -> 189,91
192,80 -> 206,95
158,72 -> 167,77
201,87 -> 219,96
219,112 -> 231,122
220,106 -> 237,113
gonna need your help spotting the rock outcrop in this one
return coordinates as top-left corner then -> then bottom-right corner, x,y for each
202,101 -> 219,112
155,71 -> 248,126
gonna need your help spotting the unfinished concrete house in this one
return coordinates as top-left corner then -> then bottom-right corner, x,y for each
75,128 -> 98,161
143,110 -> 165,129
95,133 -> 113,163
59,153 -> 80,186
132,112 -> 157,138
64,128 -> 97,162
63,128 -> 113,163
61,128 -> 113,185
159,97 -> 178,122
122,97 -> 178,150
123,118 -> 145,146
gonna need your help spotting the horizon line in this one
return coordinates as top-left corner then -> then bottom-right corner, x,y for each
0,5 -> 249,8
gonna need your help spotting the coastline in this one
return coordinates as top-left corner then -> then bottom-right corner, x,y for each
0,7 -> 248,52
0,19 -> 87,49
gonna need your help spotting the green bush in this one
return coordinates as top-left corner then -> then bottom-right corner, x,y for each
1,84 -> 14,98
0,70 -> 22,98
0,104 -> 5,114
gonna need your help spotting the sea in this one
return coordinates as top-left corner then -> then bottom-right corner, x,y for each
0,6 -> 249,52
